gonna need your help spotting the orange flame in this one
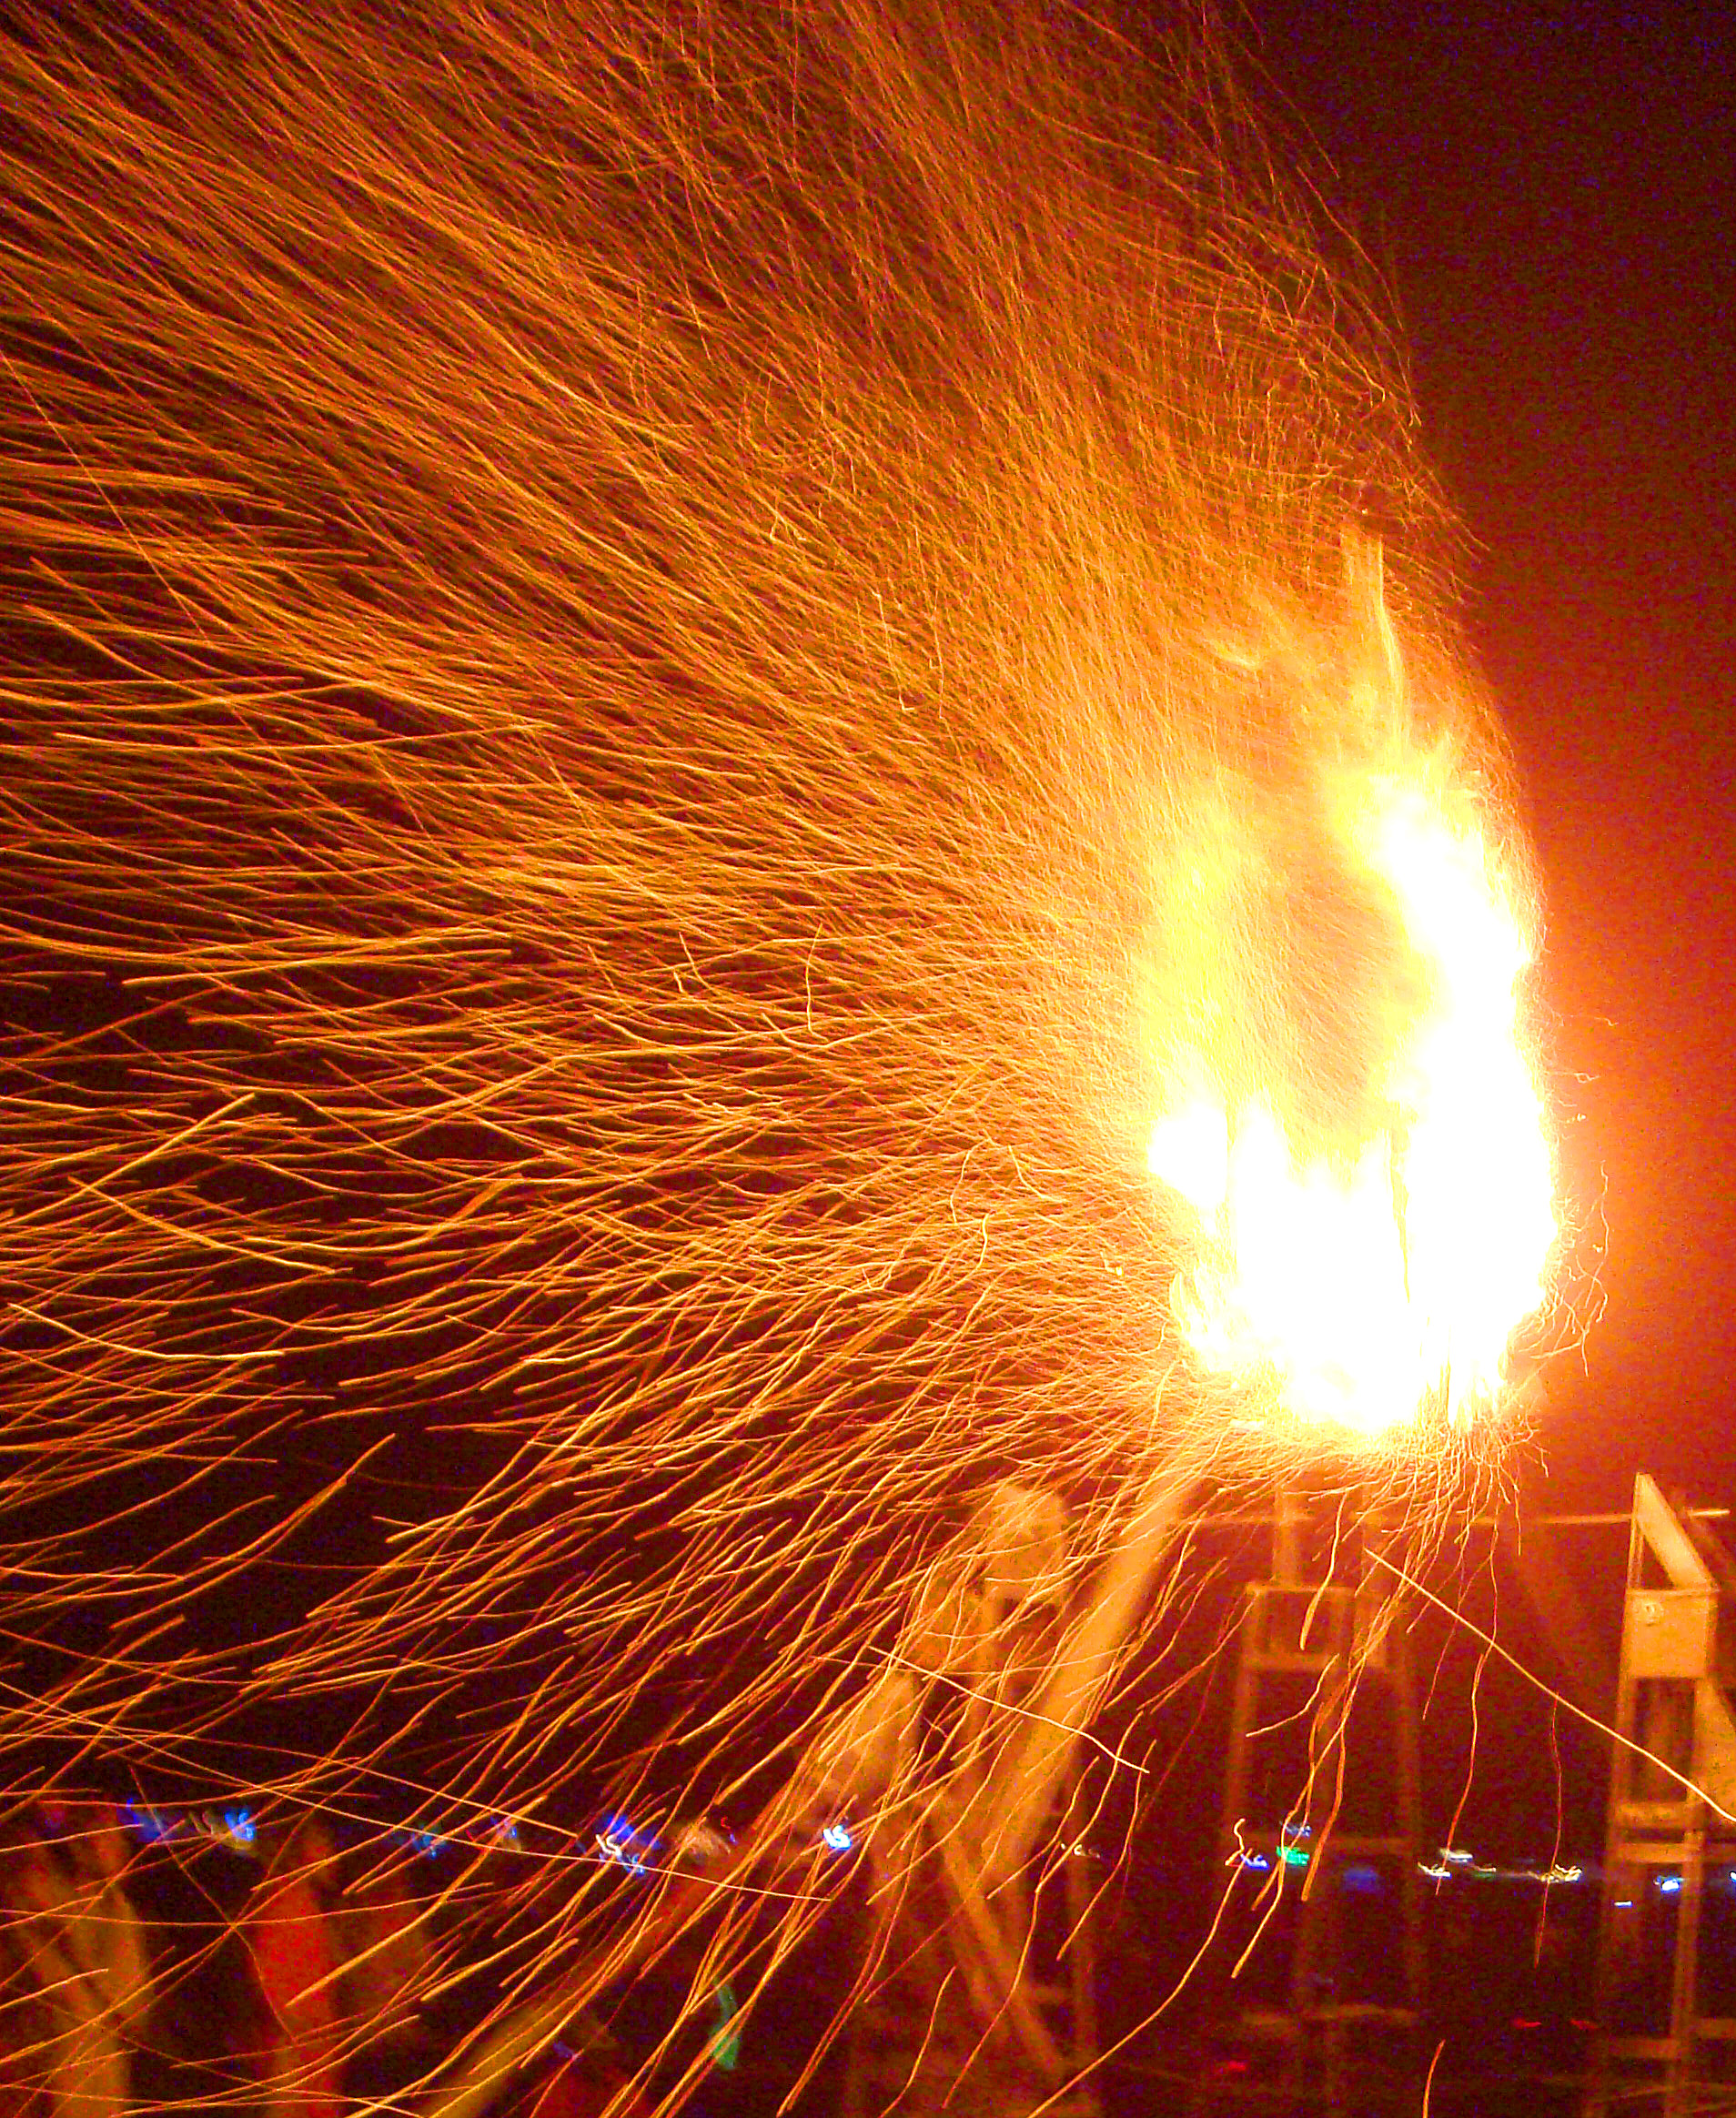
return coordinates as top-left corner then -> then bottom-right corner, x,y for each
1147,771 -> 1557,1438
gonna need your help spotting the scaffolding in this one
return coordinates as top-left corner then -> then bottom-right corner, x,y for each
1587,1475 -> 1736,2117
1194,1484 -> 1425,2116
839,1464 -> 1201,2118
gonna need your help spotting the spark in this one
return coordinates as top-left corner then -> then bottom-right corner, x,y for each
0,0 -> 1568,2104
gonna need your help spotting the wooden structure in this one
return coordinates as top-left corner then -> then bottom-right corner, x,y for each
840,1462 -> 1201,2118
1587,1475 -> 1736,2117
419,1463 -> 1201,2118
1196,1484 -> 1424,2116
837,1784 -> 1103,2118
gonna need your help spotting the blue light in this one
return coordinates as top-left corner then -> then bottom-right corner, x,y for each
1659,1874 -> 1682,1895
596,1811 -> 654,1874
822,1823 -> 853,1853
222,1808 -> 256,1846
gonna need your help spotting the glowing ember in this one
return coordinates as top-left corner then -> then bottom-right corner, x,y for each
1147,769 -> 1557,1437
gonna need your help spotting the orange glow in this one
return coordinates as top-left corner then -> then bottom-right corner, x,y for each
1147,770 -> 1557,1438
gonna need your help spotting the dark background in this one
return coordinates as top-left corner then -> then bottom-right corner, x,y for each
1237,0 -> 1734,1516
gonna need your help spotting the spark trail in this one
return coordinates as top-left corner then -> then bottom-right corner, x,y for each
0,0 -> 1561,2098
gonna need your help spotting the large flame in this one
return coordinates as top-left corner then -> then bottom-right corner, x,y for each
1146,770 -> 1557,1438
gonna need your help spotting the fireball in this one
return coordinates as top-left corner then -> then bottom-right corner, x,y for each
1147,741 -> 1558,1439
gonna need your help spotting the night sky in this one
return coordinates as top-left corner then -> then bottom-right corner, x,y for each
1243,0 -> 1736,1513
4,5 -> 1727,2086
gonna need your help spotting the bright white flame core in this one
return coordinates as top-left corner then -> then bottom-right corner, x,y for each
1147,775 -> 1557,1437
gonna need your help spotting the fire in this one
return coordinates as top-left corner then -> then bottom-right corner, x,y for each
1147,769 -> 1557,1437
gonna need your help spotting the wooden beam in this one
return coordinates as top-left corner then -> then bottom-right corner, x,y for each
968,1455 -> 1201,1891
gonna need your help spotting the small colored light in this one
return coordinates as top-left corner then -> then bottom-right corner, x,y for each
1278,1846 -> 1308,1868
712,1981 -> 742,2071
823,1823 -> 853,1852
596,1818 -> 650,1874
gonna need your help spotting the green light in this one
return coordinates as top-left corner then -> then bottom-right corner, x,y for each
712,1981 -> 742,2071
1278,1846 -> 1309,1868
